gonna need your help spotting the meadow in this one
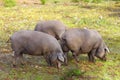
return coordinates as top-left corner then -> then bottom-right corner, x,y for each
0,0 -> 120,80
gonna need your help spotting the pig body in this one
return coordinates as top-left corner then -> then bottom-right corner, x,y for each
11,30 -> 65,68
35,20 -> 66,40
61,28 -> 109,62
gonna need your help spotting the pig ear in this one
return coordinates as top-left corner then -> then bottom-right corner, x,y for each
57,53 -> 64,62
105,47 -> 110,53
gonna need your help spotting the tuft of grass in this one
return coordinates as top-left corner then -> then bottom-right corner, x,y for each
3,0 -> 16,7
40,0 -> 46,5
54,0 -> 59,4
61,68 -> 84,80
71,0 -> 79,3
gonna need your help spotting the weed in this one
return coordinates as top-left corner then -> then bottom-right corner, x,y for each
40,0 -> 46,5
61,68 -> 85,80
3,0 -> 16,7
71,0 -> 79,3
54,0 -> 59,4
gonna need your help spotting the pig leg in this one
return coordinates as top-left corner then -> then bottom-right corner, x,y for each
13,51 -> 21,67
88,49 -> 96,62
64,52 -> 68,65
19,53 -> 24,65
44,55 -> 52,66
57,61 -> 61,69
72,51 -> 79,62
88,53 -> 93,62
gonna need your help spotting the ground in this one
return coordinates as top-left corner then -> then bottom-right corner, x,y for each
0,0 -> 120,80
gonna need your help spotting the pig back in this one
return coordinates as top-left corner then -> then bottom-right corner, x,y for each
35,20 -> 66,40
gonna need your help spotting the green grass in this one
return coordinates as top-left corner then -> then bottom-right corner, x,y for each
3,0 -> 16,7
0,1 -> 120,80
40,0 -> 46,5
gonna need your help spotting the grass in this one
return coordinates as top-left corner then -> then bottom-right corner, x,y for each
3,0 -> 16,7
0,0 -> 120,80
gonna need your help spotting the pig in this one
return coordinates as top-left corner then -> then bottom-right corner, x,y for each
61,28 -> 109,62
34,20 -> 67,40
10,30 -> 66,68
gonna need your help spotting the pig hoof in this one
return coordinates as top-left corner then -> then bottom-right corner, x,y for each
21,62 -> 26,66
64,63 -> 68,66
76,59 -> 79,63
12,64 -> 17,68
102,59 -> 107,61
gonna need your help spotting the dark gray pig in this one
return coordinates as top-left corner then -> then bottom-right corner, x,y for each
10,30 -> 66,68
61,28 -> 109,62
34,20 -> 66,40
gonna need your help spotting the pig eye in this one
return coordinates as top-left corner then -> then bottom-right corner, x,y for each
104,48 -> 107,53
104,47 -> 110,53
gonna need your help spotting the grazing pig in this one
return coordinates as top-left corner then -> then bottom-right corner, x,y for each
34,20 -> 66,40
10,30 -> 66,68
61,28 -> 109,62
